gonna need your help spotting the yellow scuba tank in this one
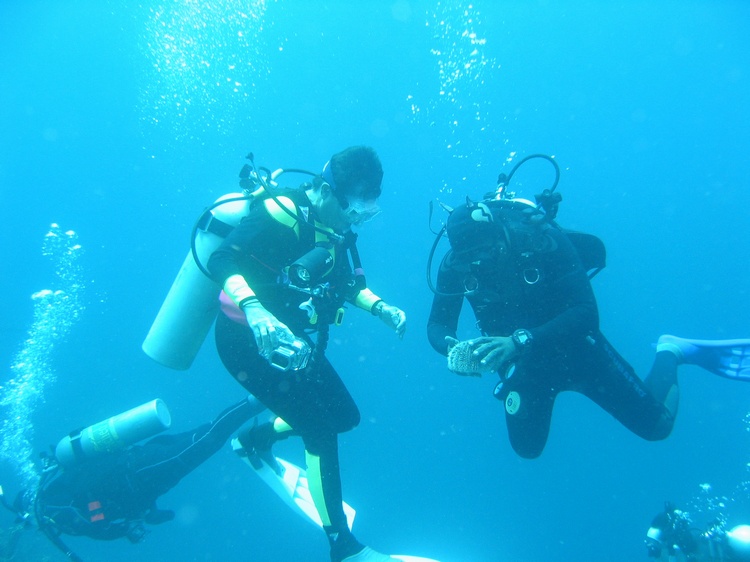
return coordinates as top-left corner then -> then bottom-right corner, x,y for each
142,190 -> 260,370
55,399 -> 172,467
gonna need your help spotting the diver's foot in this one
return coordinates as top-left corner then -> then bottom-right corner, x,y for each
656,334 -> 694,363
341,546 -> 398,562
236,421 -> 280,473
657,334 -> 750,380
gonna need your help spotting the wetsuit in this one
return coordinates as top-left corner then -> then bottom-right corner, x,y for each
208,189 -> 382,560
34,397 -> 262,543
427,219 -> 677,459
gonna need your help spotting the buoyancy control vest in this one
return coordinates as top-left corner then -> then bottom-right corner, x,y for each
142,161 -> 370,370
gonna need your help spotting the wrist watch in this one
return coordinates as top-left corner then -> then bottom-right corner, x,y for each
512,329 -> 533,352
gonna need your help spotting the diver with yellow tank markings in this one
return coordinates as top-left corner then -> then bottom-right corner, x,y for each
209,146 -> 408,562
1,396 -> 265,561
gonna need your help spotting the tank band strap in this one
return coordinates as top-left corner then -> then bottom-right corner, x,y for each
197,211 -> 234,238
68,431 -> 85,462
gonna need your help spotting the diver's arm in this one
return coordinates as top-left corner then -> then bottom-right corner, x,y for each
352,287 -> 381,313
207,206 -> 276,290
427,264 -> 464,356
427,298 -> 462,355
208,203 -> 301,304
352,289 -> 406,338
531,281 -> 597,347
525,229 -> 599,349
207,208 -> 296,354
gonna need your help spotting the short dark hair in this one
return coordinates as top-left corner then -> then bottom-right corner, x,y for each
330,146 -> 383,200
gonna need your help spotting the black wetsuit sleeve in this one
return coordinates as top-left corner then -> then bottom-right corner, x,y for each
427,255 -> 464,356
527,228 -> 599,350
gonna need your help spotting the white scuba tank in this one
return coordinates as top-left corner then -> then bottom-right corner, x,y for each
142,191 -> 257,370
55,399 -> 172,467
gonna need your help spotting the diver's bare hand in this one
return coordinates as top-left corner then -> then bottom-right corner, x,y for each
470,336 -> 517,371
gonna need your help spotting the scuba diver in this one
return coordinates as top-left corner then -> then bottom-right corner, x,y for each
645,501 -> 750,561
1,396 -> 264,561
426,154 -> 750,459
207,146 -> 408,562
646,502 -> 700,560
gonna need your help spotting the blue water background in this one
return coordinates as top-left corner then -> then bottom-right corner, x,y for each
1,1 -> 750,560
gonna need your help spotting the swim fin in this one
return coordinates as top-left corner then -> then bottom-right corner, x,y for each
391,554 -> 439,562
657,335 -> 750,381
231,437 -> 356,530
342,548 -> 441,562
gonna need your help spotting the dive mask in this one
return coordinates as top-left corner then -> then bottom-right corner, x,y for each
341,197 -> 381,225
316,167 -> 381,226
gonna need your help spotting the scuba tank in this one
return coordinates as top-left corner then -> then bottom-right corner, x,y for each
142,154 -> 347,371
55,399 -> 172,467
142,189 -> 258,370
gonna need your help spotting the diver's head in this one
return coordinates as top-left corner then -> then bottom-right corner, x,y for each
326,145 -> 383,200
446,200 -> 504,264
319,146 -> 382,228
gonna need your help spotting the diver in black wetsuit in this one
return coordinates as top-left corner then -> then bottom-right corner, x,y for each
427,154 -> 750,459
4,396 -> 264,561
208,146 -> 407,562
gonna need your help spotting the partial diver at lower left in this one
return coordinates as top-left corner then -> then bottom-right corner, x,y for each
1,396 -> 264,561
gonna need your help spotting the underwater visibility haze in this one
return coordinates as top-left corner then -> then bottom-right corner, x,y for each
1,1 -> 750,561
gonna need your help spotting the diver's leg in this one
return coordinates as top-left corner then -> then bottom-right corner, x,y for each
133,396 -> 265,492
302,432 -> 367,561
236,417 -> 364,560
643,349 -> 680,419
280,359 -> 364,561
236,417 -> 293,471
494,360 -> 557,459
215,315 -> 359,434
579,333 -> 675,441
216,315 -> 371,560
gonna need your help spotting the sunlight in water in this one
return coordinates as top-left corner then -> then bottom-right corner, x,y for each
138,0 -> 275,140
406,1 -> 504,192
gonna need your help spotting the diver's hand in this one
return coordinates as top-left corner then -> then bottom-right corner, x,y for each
376,302 -> 407,339
242,299 -> 294,358
470,336 -> 518,371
